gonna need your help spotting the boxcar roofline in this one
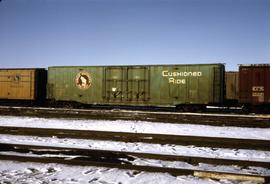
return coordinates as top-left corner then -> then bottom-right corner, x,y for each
48,63 -> 225,68
239,64 -> 270,67
0,68 -> 46,70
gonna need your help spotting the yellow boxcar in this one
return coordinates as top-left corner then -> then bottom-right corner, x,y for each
0,69 -> 47,101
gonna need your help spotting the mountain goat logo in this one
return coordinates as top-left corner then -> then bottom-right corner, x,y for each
75,71 -> 92,90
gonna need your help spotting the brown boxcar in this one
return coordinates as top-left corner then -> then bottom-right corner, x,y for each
225,71 -> 239,103
239,64 -> 270,107
0,68 -> 47,103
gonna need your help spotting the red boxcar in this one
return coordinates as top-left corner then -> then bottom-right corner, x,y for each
239,64 -> 270,109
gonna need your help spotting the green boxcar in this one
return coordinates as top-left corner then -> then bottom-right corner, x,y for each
47,64 -> 224,107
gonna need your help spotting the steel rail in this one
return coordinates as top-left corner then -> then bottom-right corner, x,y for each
0,143 -> 269,169
0,106 -> 269,127
0,144 -> 269,183
0,126 -> 270,151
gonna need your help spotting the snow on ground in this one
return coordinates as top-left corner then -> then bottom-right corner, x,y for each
1,134 -> 270,162
1,134 -> 270,176
2,150 -> 268,176
0,160 -> 261,184
0,115 -> 269,183
0,115 -> 269,140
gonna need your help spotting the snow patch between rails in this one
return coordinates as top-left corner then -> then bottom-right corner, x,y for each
0,160 -> 227,184
0,116 -> 269,140
0,134 -> 270,162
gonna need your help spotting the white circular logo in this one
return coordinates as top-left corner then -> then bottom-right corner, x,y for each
75,71 -> 92,90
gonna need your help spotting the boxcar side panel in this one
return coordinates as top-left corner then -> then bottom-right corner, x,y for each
48,67 -> 104,104
103,66 -> 150,103
225,72 -> 239,101
0,69 -> 36,100
239,67 -> 250,104
266,67 -> 270,104
239,65 -> 270,105
48,64 -> 224,107
153,64 -> 224,105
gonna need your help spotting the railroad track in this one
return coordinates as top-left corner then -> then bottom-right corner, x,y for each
0,106 -> 270,128
1,126 -> 270,151
0,143 -> 269,183
1,106 -> 270,182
